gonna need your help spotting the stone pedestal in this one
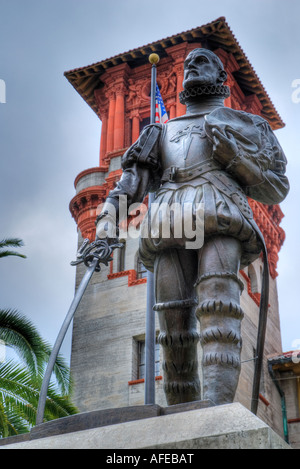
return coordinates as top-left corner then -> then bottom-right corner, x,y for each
0,402 -> 291,450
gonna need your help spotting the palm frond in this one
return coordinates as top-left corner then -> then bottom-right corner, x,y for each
0,309 -> 73,395
0,400 -> 9,438
0,237 -> 78,436
0,238 -> 26,259
41,342 -> 71,395
0,360 -> 78,436
0,361 -> 37,434
0,251 -> 26,259
0,238 -> 24,249
0,309 -> 45,375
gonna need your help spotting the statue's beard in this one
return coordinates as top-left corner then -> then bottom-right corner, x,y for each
179,84 -> 230,105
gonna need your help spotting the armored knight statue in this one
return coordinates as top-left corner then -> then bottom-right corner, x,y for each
96,48 -> 289,406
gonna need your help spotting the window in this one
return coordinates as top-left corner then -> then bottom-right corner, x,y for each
137,340 -> 160,380
136,255 -> 147,279
132,337 -> 160,381
248,264 -> 259,293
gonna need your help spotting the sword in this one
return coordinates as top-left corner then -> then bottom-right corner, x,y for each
249,220 -> 270,415
36,238 -> 122,426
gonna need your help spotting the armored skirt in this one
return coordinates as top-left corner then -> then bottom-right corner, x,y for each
139,179 -> 262,272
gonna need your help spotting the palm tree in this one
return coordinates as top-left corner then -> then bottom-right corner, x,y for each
0,238 -> 78,437
0,308 -> 70,392
0,309 -> 78,438
0,360 -> 77,437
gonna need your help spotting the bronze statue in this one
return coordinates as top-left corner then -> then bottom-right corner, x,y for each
96,49 -> 289,406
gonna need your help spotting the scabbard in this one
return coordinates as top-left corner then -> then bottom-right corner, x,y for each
250,220 -> 270,415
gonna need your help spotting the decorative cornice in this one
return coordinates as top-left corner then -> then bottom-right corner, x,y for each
69,185 -> 106,240
70,169 -> 124,240
248,199 -> 285,279
74,166 -> 108,189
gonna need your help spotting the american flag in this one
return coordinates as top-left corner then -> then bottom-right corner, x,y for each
155,84 -> 168,124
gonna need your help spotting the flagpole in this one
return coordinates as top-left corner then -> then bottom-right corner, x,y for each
144,53 -> 160,405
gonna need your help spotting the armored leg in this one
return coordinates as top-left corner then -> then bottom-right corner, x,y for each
154,249 -> 201,405
195,236 -> 244,405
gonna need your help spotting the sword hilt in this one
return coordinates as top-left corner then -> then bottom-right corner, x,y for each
77,238 -> 90,258
71,238 -> 123,272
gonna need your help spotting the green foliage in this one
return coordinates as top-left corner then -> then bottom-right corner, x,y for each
0,238 -> 78,438
0,360 -> 77,438
0,238 -> 26,259
0,309 -> 70,394
0,309 -> 78,438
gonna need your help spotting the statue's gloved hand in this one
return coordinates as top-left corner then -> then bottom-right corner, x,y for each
211,128 -> 239,167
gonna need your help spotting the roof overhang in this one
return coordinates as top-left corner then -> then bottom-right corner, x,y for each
64,16 -> 284,130
268,351 -> 300,375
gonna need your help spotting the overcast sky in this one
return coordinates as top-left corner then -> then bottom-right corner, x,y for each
0,0 -> 299,364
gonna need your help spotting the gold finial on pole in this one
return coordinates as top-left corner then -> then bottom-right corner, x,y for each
149,53 -> 160,65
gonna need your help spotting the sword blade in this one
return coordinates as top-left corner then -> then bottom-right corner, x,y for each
36,257 -> 98,425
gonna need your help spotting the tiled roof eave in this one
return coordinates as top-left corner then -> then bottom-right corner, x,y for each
64,17 -> 284,129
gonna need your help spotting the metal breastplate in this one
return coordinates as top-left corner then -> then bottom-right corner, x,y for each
160,115 -> 212,170
159,115 -> 253,220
